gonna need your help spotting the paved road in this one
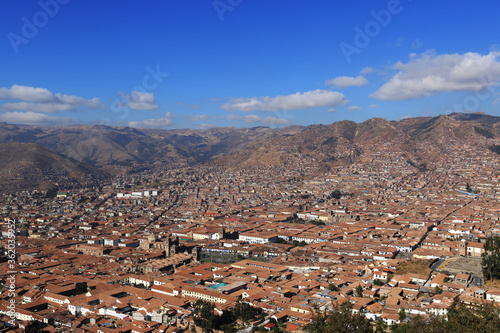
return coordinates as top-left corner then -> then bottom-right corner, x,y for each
472,275 -> 483,287
430,258 -> 445,272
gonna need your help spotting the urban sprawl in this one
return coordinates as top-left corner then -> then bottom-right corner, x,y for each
1,142 -> 499,332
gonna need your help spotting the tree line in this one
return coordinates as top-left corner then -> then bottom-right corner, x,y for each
305,300 -> 500,333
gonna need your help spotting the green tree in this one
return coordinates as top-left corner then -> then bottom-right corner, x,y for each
75,282 -> 87,295
192,300 -> 238,333
329,190 -> 342,200
375,318 -> 387,332
328,283 -> 339,292
398,308 -> 406,322
355,284 -> 363,297
390,315 -> 447,333
446,299 -> 500,333
234,301 -> 259,323
390,300 -> 500,333
481,236 -> 500,281
25,321 -> 45,333
305,302 -> 371,333
193,300 -> 216,333
45,187 -> 58,198
221,323 -> 237,333
433,286 -> 443,295
311,220 -> 326,226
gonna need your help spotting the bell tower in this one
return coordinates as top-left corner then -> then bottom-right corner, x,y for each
459,239 -> 467,256
165,236 -> 171,257
192,246 -> 200,262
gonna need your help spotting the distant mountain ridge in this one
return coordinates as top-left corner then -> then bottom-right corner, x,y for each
0,122 -> 302,170
0,142 -> 105,193
210,112 -> 500,170
0,112 -> 499,191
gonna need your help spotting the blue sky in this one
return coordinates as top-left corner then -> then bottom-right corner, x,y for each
0,0 -> 499,129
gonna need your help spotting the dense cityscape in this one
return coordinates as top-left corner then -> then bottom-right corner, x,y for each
1,118 -> 499,331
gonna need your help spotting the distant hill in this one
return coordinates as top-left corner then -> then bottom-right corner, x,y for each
0,142 -> 105,193
0,112 -> 499,189
210,113 -> 500,170
448,112 -> 500,125
0,122 -> 303,173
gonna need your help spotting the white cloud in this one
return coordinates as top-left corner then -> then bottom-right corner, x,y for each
368,104 -> 378,108
244,115 -> 262,123
360,67 -> 374,75
244,115 -> 291,127
221,89 -> 348,112
268,118 -> 291,126
325,75 -> 368,88
327,108 -> 337,113
127,112 -> 174,128
199,123 -> 217,130
0,111 -> 76,126
372,51 -> 500,100
0,84 -> 103,113
224,113 -> 291,127
119,91 -> 158,110
348,106 -> 362,111
0,102 -> 76,113
0,85 -> 54,102
189,114 -> 210,121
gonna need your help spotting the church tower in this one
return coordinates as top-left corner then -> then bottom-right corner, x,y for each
165,236 -> 171,257
459,239 -> 467,256
192,246 -> 200,262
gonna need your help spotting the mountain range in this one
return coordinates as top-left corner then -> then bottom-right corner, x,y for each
0,112 -> 499,192
0,142 -> 105,193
